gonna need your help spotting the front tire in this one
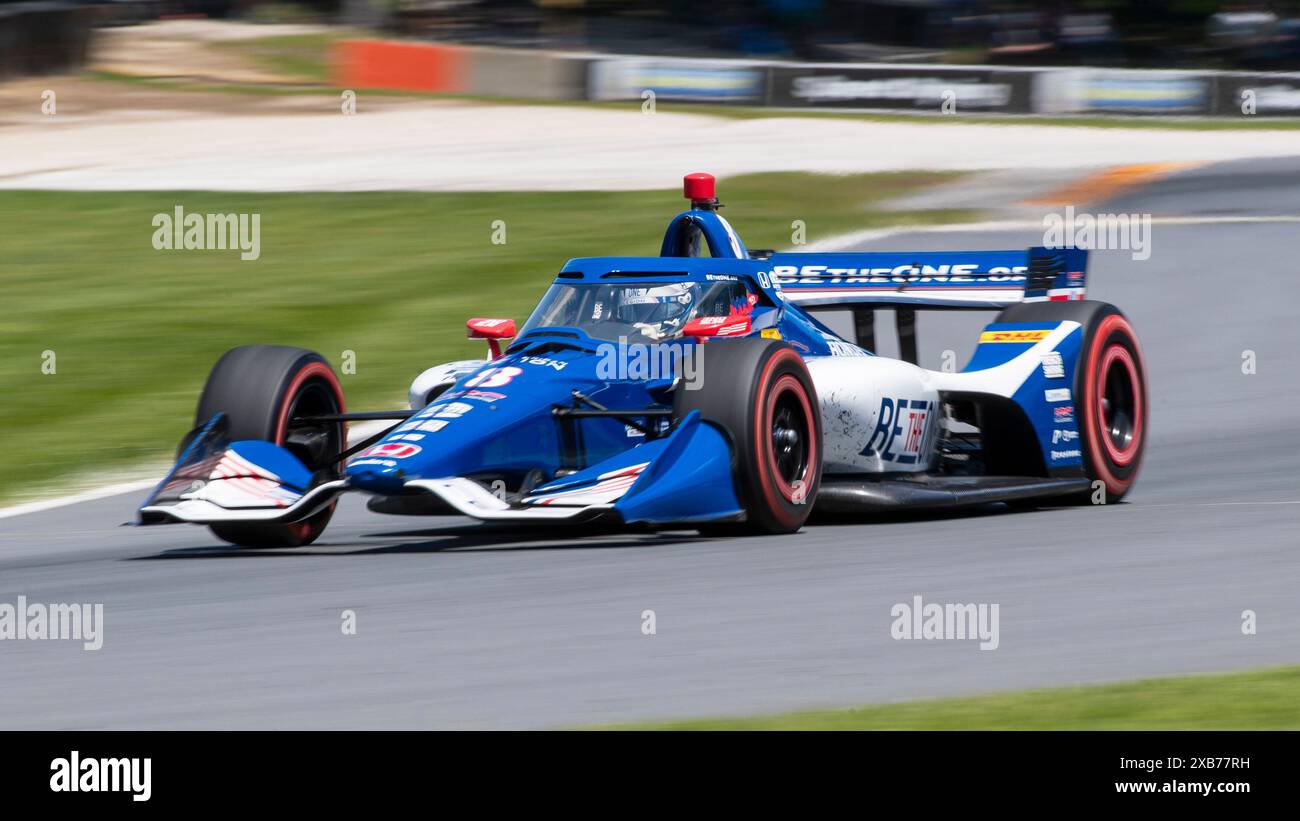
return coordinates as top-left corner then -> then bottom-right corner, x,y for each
996,300 -> 1148,502
674,339 -> 822,534
195,345 -> 346,547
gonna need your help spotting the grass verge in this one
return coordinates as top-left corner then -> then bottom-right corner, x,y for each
0,172 -> 974,505
208,31 -> 341,85
606,666 -> 1300,729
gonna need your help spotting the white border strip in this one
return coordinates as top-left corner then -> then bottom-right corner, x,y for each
0,480 -> 159,521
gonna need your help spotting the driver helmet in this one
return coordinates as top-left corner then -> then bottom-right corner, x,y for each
615,284 -> 695,339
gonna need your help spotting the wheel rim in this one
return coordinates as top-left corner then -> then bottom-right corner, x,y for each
765,374 -> 813,499
1096,343 -> 1141,466
282,381 -> 342,474
276,368 -> 344,542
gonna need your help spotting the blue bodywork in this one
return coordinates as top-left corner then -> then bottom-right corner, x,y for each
144,198 -> 1095,527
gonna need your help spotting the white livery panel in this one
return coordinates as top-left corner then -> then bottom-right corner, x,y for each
808,356 -> 941,474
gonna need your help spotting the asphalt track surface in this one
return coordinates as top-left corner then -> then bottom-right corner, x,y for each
2,159 -> 1298,729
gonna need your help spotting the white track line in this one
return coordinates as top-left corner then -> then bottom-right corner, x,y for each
0,480 -> 160,521
0,422 -> 397,522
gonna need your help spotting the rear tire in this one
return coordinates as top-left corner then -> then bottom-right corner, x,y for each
195,345 -> 346,547
674,339 -> 822,534
995,300 -> 1147,502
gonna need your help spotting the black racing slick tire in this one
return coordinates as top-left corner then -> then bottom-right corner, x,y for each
195,345 -> 346,547
674,339 -> 822,534
996,300 -> 1148,502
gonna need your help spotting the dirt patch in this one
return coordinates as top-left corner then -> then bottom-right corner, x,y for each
90,20 -> 336,85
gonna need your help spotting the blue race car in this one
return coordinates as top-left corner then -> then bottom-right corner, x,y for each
138,173 -> 1148,546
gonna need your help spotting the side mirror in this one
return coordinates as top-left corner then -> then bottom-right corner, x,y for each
467,317 -> 516,360
682,314 -> 751,340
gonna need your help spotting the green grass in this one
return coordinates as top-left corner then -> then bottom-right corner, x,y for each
209,31 -> 345,85
607,666 -> 1300,729
0,173 -> 974,504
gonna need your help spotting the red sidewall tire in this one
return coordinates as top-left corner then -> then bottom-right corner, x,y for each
674,340 -> 822,534
751,357 -> 820,531
1080,314 -> 1147,500
199,346 -> 346,548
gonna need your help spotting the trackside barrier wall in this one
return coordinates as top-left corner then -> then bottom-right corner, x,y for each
0,1 -> 98,81
2,19 -> 1297,116
332,39 -> 588,99
327,38 -> 1300,117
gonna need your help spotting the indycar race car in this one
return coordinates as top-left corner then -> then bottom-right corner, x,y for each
138,173 -> 1147,545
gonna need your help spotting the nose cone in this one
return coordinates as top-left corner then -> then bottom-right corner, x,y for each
346,420 -> 474,494
346,456 -> 412,495
345,350 -> 599,493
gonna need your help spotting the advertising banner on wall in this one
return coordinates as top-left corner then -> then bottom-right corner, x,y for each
768,65 -> 1034,113
1211,72 -> 1300,116
1033,69 -> 1210,115
588,58 -> 767,103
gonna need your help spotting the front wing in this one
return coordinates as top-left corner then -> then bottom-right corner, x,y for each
138,410 -> 743,528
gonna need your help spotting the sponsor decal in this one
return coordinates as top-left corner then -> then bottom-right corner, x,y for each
349,458 -> 396,468
1051,429 -> 1079,444
716,214 -> 745,259
761,328 -> 782,340
706,273 -> 738,282
431,402 -> 474,419
464,390 -> 506,403
1041,351 -> 1066,379
862,397 -> 935,465
690,314 -> 750,336
398,419 -> 450,433
1050,448 -> 1082,461
823,333 -> 868,358
1045,388 -> 1072,402
1054,405 -> 1075,423
1045,287 -> 1086,302
360,442 -> 422,460
979,329 -> 1051,344
463,366 -> 522,389
518,356 -> 567,371
772,264 -> 1027,285
528,462 -> 650,506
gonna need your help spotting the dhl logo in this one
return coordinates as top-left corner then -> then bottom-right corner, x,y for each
978,329 -> 1051,344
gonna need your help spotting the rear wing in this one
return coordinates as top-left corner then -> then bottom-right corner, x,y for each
767,247 -> 1088,309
